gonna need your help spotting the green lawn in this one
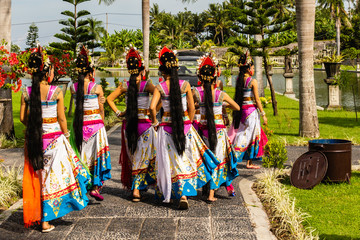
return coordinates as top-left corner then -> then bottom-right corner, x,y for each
283,172 -> 360,239
223,87 -> 360,145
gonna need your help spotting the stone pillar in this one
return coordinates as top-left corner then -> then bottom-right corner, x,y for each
327,84 -> 341,110
283,72 -> 296,98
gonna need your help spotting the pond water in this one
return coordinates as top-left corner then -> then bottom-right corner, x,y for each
20,68 -> 360,111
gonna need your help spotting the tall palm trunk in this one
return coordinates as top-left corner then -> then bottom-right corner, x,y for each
0,0 -> 15,138
296,0 -> 320,138
142,0 -> 150,70
335,7 -> 341,56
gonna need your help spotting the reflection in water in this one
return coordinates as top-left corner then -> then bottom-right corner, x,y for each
21,68 -> 360,110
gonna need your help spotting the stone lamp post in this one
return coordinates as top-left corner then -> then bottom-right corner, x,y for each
283,55 -> 296,98
324,62 -> 341,110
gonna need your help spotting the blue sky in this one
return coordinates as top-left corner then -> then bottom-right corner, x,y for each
11,0 -> 220,49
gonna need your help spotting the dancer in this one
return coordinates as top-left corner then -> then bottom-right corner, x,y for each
150,46 -> 219,210
107,47 -> 156,202
70,47 -> 111,201
193,55 -> 240,202
21,46 -> 89,232
228,52 -> 268,169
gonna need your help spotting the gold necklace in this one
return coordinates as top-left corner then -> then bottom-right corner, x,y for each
40,81 -> 49,85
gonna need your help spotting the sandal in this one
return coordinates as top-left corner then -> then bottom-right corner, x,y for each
90,190 -> 104,201
42,225 -> 55,233
178,199 -> 189,210
206,198 -> 217,204
246,165 -> 260,169
132,195 -> 141,202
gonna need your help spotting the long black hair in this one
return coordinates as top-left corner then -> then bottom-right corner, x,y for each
126,57 -> 144,154
26,52 -> 48,171
233,54 -> 253,129
159,52 -> 185,155
73,54 -> 93,152
199,65 -> 217,151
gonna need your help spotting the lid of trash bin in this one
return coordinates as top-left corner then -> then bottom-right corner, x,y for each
290,151 -> 328,189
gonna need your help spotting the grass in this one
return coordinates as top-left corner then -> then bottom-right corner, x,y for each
0,160 -> 22,212
254,169 -> 318,239
283,171 -> 360,240
223,87 -> 360,145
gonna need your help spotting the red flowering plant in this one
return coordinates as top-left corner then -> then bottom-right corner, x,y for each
47,49 -> 74,81
0,41 -> 28,92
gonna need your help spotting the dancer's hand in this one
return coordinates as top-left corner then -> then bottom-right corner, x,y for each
99,96 -> 106,104
262,115 -> 268,126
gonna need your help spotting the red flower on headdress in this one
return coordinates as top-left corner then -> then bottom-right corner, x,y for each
126,48 -> 142,68
158,46 -> 174,66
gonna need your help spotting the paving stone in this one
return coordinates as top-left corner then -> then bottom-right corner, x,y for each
126,202 -> 169,218
214,232 -> 257,240
211,204 -> 249,218
176,217 -> 211,240
105,218 -> 143,239
66,231 -> 103,240
168,202 -> 210,218
139,218 -> 176,239
87,203 -> 128,218
212,217 -> 254,234
71,218 -> 110,232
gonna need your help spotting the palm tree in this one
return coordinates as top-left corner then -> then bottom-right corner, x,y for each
318,0 -> 351,55
205,3 -> 233,45
87,17 -> 106,54
98,0 -> 150,69
0,0 -> 15,138
296,0 -> 320,137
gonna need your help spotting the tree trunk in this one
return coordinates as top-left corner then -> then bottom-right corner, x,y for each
254,35 -> 264,97
0,0 -> 15,139
336,9 -> 341,56
263,56 -> 278,116
296,0 -> 320,138
142,0 -> 150,70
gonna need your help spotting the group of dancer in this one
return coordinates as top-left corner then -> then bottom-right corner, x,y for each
20,45 -> 267,232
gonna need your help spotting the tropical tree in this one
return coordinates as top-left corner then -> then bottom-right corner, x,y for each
315,7 -> 336,40
99,0 -> 150,70
232,0 -> 295,116
0,0 -> 14,138
318,0 -> 351,55
296,0 -> 320,137
205,3 -> 233,45
50,0 -> 94,57
86,17 -> 106,54
26,23 -> 39,49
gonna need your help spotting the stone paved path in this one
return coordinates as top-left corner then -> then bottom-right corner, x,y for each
0,126 -> 258,240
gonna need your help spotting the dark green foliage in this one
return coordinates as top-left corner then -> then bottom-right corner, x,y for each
262,140 -> 288,169
229,0 -> 296,116
50,0 -> 95,58
315,7 -> 336,40
26,23 -> 39,49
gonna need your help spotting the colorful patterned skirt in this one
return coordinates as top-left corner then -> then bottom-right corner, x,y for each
41,134 -> 89,222
80,121 -> 111,187
121,121 -> 157,190
156,125 -> 219,202
201,128 -> 239,189
228,110 -> 268,161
